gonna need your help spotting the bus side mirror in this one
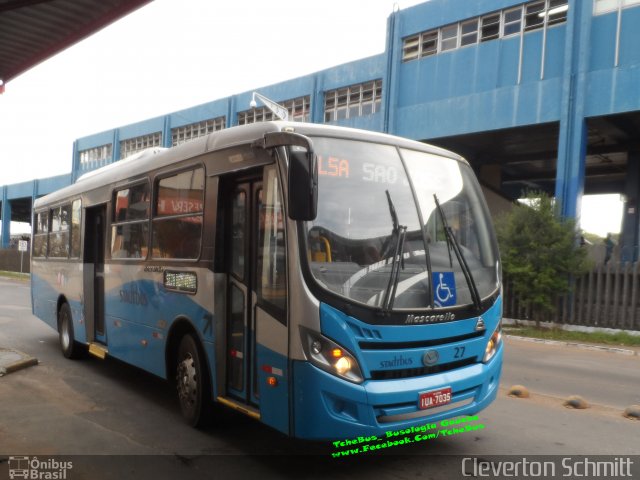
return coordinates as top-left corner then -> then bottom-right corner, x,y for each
252,131 -> 318,221
288,148 -> 318,221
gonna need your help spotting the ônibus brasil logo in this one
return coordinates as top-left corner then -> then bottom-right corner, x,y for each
8,456 -> 72,480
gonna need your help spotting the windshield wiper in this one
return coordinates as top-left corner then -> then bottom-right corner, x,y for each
433,194 -> 481,311
381,190 -> 406,312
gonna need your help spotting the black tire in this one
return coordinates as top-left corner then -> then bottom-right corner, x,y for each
175,333 -> 212,428
58,302 -> 82,359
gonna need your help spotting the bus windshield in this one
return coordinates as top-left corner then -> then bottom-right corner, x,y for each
304,137 -> 499,311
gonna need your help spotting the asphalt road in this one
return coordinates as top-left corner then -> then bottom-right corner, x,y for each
0,277 -> 639,479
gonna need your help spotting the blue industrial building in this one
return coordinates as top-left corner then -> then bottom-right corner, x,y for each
2,0 -> 640,258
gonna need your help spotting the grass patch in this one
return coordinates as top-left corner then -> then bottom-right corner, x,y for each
0,271 -> 30,281
504,325 -> 640,347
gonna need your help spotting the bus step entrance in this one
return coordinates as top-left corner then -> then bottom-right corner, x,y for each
88,342 -> 108,360
216,396 -> 260,420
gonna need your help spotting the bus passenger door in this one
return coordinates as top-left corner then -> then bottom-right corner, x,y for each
83,205 -> 107,347
226,181 -> 252,402
225,165 -> 289,435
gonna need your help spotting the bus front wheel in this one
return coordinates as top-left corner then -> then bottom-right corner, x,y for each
58,303 -> 82,359
176,334 -> 211,428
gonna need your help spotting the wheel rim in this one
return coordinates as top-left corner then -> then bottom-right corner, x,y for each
177,353 -> 198,412
60,313 -> 70,350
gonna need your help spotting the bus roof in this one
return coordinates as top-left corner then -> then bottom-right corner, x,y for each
34,121 -> 464,209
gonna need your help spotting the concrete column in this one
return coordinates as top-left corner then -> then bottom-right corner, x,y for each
32,179 -> 39,228
479,164 -> 502,191
620,151 -> 640,262
383,10 -> 400,134
162,115 -> 172,148
112,129 -> 121,163
71,140 -> 80,183
311,74 -> 325,124
1,187 -> 10,249
554,0 -> 592,220
227,96 -> 236,127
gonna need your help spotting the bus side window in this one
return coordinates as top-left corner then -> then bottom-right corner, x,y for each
49,205 -> 71,258
33,211 -> 49,257
152,167 -> 204,260
111,183 -> 150,259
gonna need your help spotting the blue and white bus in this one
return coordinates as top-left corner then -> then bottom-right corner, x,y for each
31,121 -> 503,439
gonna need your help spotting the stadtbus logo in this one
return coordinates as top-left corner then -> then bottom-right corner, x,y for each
8,456 -> 72,480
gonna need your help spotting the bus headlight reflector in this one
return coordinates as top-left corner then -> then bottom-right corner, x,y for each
300,327 -> 364,384
483,321 -> 502,363
335,356 -> 351,375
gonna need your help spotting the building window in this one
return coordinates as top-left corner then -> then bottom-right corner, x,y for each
594,0 -> 619,13
481,13 -> 501,41
525,1 -> 546,30
547,0 -> 569,24
460,19 -> 479,46
440,24 -> 459,51
324,80 -> 382,122
420,30 -> 439,57
290,96 -> 310,122
237,96 -> 310,125
171,117 -> 225,146
119,132 -> 162,159
79,144 -> 112,165
402,34 -> 420,61
595,0 -> 640,14
401,0 -> 569,62
503,7 -> 523,36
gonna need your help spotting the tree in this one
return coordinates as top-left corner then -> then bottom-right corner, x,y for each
495,192 -> 590,325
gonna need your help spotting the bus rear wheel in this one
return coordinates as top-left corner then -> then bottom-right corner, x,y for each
176,333 -> 211,428
58,303 -> 82,359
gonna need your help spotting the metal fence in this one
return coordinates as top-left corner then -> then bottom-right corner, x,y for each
504,263 -> 640,331
0,248 -> 30,273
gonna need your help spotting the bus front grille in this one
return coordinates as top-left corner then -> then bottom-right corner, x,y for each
370,357 -> 476,380
359,331 -> 484,350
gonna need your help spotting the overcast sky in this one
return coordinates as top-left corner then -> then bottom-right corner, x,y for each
0,0 -> 623,236
0,0 -> 422,185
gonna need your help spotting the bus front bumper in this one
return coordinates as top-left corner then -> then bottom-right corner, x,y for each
292,343 -> 502,440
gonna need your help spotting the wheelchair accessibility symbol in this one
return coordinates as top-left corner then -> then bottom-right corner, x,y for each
433,272 -> 456,307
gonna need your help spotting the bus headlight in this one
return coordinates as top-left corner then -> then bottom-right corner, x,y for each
300,327 -> 364,384
483,321 -> 502,363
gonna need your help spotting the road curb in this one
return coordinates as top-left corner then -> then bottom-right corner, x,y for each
0,348 -> 38,376
504,334 -> 638,356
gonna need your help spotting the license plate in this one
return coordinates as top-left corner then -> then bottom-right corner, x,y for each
419,387 -> 452,410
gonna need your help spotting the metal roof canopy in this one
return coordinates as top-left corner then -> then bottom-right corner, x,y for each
0,0 -> 152,90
